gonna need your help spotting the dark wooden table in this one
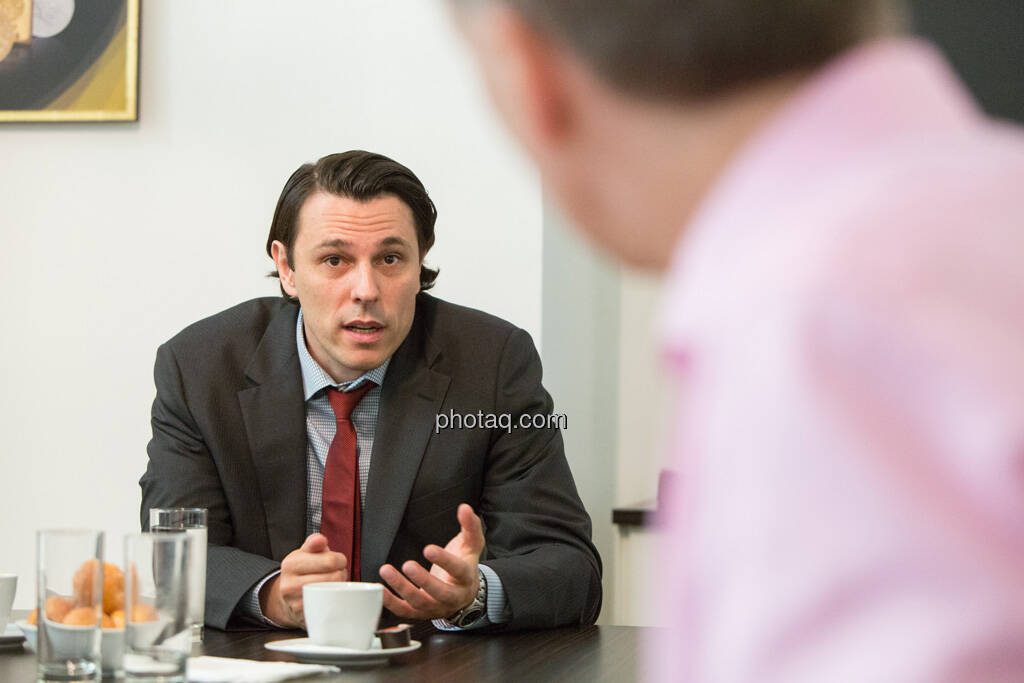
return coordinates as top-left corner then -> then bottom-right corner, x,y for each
1,613 -> 645,682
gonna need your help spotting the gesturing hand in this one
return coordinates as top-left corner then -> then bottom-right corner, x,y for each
379,503 -> 485,621
259,533 -> 348,628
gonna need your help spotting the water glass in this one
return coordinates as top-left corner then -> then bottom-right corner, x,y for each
123,532 -> 191,683
0,573 -> 16,633
36,529 -> 104,682
149,507 -> 207,642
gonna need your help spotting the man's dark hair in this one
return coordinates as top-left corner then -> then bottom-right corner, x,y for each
462,0 -> 900,101
266,150 -> 439,298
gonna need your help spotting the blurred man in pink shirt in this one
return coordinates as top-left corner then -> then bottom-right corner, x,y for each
451,0 -> 1024,680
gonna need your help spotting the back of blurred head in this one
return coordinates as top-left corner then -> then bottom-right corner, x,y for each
452,0 -> 902,267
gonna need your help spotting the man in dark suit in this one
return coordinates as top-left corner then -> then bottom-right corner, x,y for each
140,150 -> 601,631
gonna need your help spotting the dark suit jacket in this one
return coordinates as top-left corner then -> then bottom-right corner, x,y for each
139,294 -> 602,630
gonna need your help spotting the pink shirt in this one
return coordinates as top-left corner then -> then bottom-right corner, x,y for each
652,39 -> 1024,682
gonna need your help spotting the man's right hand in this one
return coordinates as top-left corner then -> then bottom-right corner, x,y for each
259,533 -> 347,627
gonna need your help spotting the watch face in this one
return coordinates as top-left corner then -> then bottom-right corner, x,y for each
456,607 -> 485,628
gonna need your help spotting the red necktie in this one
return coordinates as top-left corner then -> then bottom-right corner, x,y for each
321,382 -> 375,582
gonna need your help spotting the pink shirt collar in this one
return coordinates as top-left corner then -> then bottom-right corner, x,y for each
658,38 -> 981,352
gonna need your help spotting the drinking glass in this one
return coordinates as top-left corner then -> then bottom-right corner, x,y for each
123,532 -> 191,683
36,529 -> 104,682
149,507 -> 207,642
0,573 -> 16,633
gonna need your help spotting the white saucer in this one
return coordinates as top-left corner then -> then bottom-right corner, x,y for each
0,623 -> 26,649
265,636 -> 420,665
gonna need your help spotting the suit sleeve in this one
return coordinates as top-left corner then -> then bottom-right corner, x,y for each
478,328 -> 603,629
139,342 -> 280,630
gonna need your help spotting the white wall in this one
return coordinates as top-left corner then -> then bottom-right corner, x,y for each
612,270 -> 668,627
0,0 -> 542,608
541,200 -> 620,623
615,271 -> 668,508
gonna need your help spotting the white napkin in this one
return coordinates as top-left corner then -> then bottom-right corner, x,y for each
187,655 -> 339,683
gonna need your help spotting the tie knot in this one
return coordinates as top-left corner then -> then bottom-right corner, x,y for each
326,382 -> 376,421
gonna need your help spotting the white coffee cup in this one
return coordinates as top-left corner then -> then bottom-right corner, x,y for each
0,574 -> 16,633
303,582 -> 383,650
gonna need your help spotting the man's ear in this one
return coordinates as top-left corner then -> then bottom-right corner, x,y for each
270,240 -> 299,298
460,4 -> 575,154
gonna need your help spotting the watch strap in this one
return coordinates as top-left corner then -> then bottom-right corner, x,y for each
446,567 -> 488,628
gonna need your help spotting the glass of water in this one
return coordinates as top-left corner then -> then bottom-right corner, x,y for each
149,508 -> 207,642
36,529 -> 104,682
123,532 -> 191,683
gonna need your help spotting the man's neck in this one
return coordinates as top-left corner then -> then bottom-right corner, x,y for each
581,72 -> 809,271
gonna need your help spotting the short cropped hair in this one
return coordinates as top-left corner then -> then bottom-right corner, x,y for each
460,0 -> 899,100
266,151 -> 439,297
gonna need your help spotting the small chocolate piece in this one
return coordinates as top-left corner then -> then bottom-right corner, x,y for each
375,623 -> 412,649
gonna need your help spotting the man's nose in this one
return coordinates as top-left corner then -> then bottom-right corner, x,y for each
350,262 -> 380,303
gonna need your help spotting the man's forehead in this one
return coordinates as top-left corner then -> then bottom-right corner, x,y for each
301,191 -> 412,222
296,191 -> 417,242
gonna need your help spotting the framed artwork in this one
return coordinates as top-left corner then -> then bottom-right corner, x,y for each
0,0 -> 139,122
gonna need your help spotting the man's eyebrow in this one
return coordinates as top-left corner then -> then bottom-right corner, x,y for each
378,236 -> 413,249
313,238 -> 351,250
312,236 -> 414,251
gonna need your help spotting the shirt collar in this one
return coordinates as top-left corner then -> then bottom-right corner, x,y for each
296,309 -> 391,401
657,38 -> 977,351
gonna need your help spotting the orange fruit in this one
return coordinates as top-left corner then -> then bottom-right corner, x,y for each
47,596 -> 75,621
101,613 -> 115,629
102,563 -> 126,613
71,560 -> 125,613
62,606 -> 100,626
109,609 -> 125,628
71,559 -> 98,606
130,604 -> 157,623
30,596 -> 75,624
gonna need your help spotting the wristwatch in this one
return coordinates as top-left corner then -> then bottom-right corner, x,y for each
446,568 -> 487,628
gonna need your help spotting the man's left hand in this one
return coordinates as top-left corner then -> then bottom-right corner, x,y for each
379,503 -> 484,620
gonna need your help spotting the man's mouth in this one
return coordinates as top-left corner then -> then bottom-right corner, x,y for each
344,320 -> 384,338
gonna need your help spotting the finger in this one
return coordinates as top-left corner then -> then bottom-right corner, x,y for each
284,550 -> 347,576
456,503 -> 485,553
400,560 -> 462,606
423,545 -> 477,585
379,564 -> 442,613
381,588 -> 429,620
301,533 -> 329,553
280,571 -> 347,597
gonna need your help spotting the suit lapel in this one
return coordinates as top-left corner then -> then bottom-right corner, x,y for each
238,303 -> 308,561
361,301 -> 450,581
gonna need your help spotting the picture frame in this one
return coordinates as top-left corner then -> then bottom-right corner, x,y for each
0,0 -> 139,122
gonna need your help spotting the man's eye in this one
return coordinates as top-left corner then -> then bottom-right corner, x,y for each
325,256 -> 341,267
382,254 -> 401,265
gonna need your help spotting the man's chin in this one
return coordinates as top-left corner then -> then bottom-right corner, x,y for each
335,350 -> 388,376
